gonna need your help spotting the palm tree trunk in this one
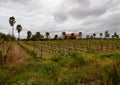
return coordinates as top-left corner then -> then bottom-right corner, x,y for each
18,33 -> 20,40
47,36 -> 48,39
12,26 -> 14,37
19,33 -> 20,40
18,32 -> 19,40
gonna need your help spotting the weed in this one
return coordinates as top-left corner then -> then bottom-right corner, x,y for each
37,61 -> 58,76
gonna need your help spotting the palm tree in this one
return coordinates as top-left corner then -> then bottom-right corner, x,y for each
105,31 -> 110,38
16,24 -> 22,40
71,33 -> 75,39
79,32 -> 82,39
46,32 -> 50,39
27,31 -> 32,40
54,34 -> 58,40
93,33 -> 96,38
113,32 -> 119,39
9,16 -> 16,37
100,33 -> 103,39
36,32 -> 41,40
62,32 -> 66,39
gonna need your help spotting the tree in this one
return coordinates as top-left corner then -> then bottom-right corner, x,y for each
27,31 -> 32,40
9,16 -> 16,37
62,32 -> 66,39
116,35 -> 119,39
31,35 -> 36,41
46,32 -> 50,39
105,31 -> 110,38
90,35 -> 93,39
0,32 -> 12,41
86,35 -> 90,39
71,33 -> 75,39
16,24 -> 22,40
113,32 -> 119,39
54,34 -> 58,40
93,33 -> 96,38
0,32 -> 7,40
79,32 -> 82,39
100,33 -> 103,39
112,35 -> 115,39
31,32 -> 44,41
36,32 -> 41,40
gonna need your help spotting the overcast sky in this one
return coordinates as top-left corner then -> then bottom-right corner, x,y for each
0,0 -> 120,38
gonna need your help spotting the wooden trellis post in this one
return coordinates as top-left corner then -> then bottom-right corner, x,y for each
3,42 -> 4,51
40,46 -> 43,59
0,51 -> 3,69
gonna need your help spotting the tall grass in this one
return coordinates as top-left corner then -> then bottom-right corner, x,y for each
1,52 -> 120,85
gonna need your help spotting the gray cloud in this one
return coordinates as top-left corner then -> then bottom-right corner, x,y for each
53,0 -> 120,22
0,0 -> 30,4
0,0 -> 120,38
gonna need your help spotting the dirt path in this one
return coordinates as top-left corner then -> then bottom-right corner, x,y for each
6,42 -> 30,67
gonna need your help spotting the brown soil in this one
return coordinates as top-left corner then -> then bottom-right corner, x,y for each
6,42 -> 30,67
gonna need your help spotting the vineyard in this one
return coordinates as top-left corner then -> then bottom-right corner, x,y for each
0,39 -> 120,85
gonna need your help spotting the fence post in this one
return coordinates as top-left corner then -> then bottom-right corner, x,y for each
3,42 -> 4,51
0,51 -> 3,69
40,46 -> 43,59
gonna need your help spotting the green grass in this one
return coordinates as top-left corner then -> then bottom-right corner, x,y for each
1,51 -> 120,85
17,42 -> 38,58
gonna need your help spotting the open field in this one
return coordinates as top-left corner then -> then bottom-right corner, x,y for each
0,39 -> 120,85
1,0 -> 120,85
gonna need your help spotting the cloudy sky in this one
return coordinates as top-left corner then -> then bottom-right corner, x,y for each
0,0 -> 120,38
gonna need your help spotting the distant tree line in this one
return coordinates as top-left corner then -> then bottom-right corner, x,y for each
2,16 -> 118,41
25,30 -> 120,41
0,32 -> 12,41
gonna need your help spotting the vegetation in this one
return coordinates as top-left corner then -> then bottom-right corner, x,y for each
16,24 -> 22,40
0,51 -> 120,85
9,16 -> 16,37
2,42 -> 11,63
31,32 -> 44,41
27,31 -> 32,40
46,32 -> 50,39
1,17 -> 120,85
17,42 -> 37,58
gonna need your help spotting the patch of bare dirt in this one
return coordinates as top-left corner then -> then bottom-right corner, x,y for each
6,42 -> 30,67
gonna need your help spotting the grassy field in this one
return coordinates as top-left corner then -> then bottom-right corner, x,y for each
0,39 -> 120,85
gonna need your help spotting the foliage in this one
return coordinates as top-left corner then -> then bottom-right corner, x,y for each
17,42 -> 37,58
100,53 -> 120,58
1,39 -> 120,85
1,51 -> 120,85
2,42 -> 11,61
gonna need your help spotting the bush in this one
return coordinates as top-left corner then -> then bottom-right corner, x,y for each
30,50 -> 37,58
100,53 -> 120,58
51,54 -> 63,62
37,61 -> 58,76
0,70 -> 10,85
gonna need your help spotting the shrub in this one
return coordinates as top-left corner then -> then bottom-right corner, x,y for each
51,54 -> 63,62
37,61 -> 58,76
0,70 -> 10,85
100,53 -> 120,58
30,50 -> 37,58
